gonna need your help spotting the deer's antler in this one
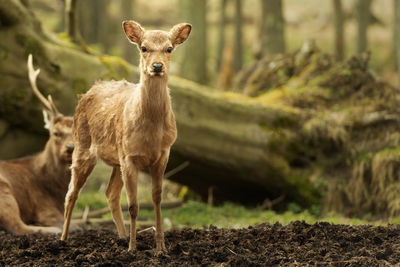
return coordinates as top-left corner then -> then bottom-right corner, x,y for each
27,54 -> 60,115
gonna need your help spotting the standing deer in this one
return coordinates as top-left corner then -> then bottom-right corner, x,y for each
61,21 -> 191,254
0,55 -> 74,234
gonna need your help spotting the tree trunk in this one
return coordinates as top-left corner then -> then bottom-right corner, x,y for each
0,0 -> 319,207
180,0 -> 208,84
260,0 -> 286,56
332,0 -> 344,61
97,0 -> 111,53
233,0 -> 243,72
121,0 -> 139,66
394,0 -> 400,87
78,0 -> 96,44
216,0 -> 227,72
65,0 -> 80,43
356,0 -> 371,53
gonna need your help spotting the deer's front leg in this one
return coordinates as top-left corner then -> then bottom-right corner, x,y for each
120,157 -> 139,252
150,150 -> 170,254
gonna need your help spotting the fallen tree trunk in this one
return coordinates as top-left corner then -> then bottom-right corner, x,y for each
0,0 -> 320,207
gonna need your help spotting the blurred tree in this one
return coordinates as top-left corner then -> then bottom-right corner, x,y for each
180,0 -> 208,84
65,0 -> 81,43
57,0 -> 66,32
216,0 -> 228,72
78,0 -> 110,52
355,0 -> 371,53
79,0 -> 96,43
122,0 -> 139,65
260,0 -> 286,56
233,0 -> 243,72
395,0 -> 400,88
332,0 -> 344,61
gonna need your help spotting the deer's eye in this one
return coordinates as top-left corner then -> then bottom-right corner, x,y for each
167,47 -> 173,53
54,132 -> 63,137
141,47 -> 147,52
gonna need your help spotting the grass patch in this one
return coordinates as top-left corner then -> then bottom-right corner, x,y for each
76,192 -> 389,230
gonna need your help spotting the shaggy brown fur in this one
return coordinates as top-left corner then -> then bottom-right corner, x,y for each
61,21 -> 191,254
0,55 -> 74,234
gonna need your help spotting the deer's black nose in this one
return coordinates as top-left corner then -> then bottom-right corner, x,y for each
152,63 -> 163,73
66,144 -> 74,154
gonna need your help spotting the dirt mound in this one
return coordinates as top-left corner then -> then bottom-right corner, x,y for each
1,222 -> 400,266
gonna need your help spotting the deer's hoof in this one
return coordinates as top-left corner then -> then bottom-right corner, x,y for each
128,246 -> 137,253
154,248 -> 168,257
154,243 -> 167,257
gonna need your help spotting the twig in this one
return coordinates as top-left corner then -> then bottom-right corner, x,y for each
82,206 -> 89,222
164,161 -> 190,179
208,186 -> 215,206
257,195 -> 285,210
226,247 -> 237,255
137,226 -> 156,234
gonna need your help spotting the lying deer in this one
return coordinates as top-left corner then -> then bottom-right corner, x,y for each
61,21 -> 191,254
0,55 -> 74,234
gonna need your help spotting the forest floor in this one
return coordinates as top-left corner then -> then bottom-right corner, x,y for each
1,221 -> 399,266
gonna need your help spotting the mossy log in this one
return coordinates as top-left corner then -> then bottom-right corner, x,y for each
0,0 -> 320,206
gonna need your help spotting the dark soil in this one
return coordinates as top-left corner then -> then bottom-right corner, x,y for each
1,221 -> 400,266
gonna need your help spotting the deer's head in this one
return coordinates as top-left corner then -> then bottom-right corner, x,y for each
27,55 -> 74,164
123,20 -> 191,78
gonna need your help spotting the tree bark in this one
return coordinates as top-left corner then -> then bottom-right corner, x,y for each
260,0 -> 286,56
355,0 -> 371,53
233,0 -> 243,72
216,0 -> 227,72
332,0 -> 344,61
180,0 -> 208,84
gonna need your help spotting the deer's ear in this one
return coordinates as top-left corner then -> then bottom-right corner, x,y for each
170,23 -> 192,47
42,109 -> 52,130
122,20 -> 144,45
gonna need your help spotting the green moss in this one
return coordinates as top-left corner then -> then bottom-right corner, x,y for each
2,87 -> 29,111
375,147 -> 400,157
354,152 -> 373,164
341,69 -> 352,77
271,114 -> 297,128
98,55 -> 131,80
15,33 -> 46,60
285,170 -> 321,206
0,44 -> 8,60
72,77 -> 88,95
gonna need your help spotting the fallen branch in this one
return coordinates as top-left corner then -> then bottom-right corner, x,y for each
257,195 -> 285,210
72,201 -> 182,219
164,161 -> 190,179
71,218 -> 154,228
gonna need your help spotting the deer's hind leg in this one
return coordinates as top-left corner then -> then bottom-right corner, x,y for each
105,166 -> 127,238
0,182 -> 60,235
61,148 -> 96,240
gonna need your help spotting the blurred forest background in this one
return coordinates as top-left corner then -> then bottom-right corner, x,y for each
31,0 -> 400,87
2,0 -> 400,229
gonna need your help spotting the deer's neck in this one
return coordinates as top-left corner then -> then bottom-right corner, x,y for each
137,73 -> 171,118
32,143 -> 70,208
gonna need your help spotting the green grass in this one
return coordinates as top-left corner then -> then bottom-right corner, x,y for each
75,190 -> 392,230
